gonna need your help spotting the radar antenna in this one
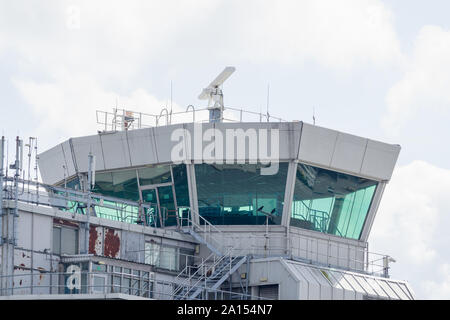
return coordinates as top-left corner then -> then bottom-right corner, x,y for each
198,66 -> 236,123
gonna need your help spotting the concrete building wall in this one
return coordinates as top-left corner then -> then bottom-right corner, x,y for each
197,225 -> 366,272
0,200 -> 197,295
248,258 -> 299,300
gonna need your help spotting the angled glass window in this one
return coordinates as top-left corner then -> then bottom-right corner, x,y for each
86,164 -> 189,228
290,163 -> 377,239
92,169 -> 139,201
195,163 -> 288,225
172,164 -> 189,207
138,165 -> 172,186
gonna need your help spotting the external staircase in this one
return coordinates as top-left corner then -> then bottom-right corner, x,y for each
172,213 -> 248,300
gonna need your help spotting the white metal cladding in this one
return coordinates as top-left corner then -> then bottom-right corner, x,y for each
100,131 -> 131,169
61,140 -> 77,178
126,128 -> 158,166
38,121 -> 400,185
71,135 -> 106,172
282,260 -> 414,300
298,123 -> 400,181
37,143 -> 68,185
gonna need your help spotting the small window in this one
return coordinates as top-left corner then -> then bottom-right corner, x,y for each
61,227 -> 78,255
131,279 -> 140,296
112,275 -> 121,293
53,226 -> 78,255
92,263 -> 106,273
123,268 -> 131,275
122,277 -> 131,294
142,281 -> 149,297
91,275 -> 106,294
160,247 -> 178,271
52,227 -> 61,254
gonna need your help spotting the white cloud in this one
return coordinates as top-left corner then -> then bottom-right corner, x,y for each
236,0 -> 402,68
383,25 -> 450,135
13,70 -> 184,149
0,0 -> 402,78
1,0 -> 404,150
370,160 -> 450,299
422,264 -> 450,299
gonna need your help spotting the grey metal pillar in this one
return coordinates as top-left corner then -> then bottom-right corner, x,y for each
281,160 -> 298,227
281,161 -> 298,256
83,153 -> 95,254
0,136 -> 5,295
186,163 -> 199,225
0,136 -> 4,245
359,182 -> 387,242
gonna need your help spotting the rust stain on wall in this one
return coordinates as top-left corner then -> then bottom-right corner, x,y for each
89,225 -> 99,255
104,228 -> 120,258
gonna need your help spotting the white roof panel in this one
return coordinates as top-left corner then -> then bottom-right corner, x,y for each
284,260 -> 414,300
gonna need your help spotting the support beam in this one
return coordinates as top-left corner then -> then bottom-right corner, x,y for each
186,163 -> 199,225
281,160 -> 297,257
281,160 -> 298,227
360,182 -> 387,241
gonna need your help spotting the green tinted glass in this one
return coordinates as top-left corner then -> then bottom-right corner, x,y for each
138,165 -> 172,186
290,163 -> 377,239
195,163 -> 288,225
92,170 -> 139,201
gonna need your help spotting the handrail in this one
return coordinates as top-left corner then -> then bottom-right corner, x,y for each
179,247 -> 235,299
3,177 -> 391,277
292,200 -> 344,237
96,105 -> 288,132
173,250 -> 218,297
0,270 -> 269,300
2,177 -> 160,227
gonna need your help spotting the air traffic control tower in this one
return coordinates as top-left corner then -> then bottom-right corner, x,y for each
0,68 -> 414,300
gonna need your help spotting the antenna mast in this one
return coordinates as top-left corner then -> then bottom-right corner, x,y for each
266,83 -> 270,122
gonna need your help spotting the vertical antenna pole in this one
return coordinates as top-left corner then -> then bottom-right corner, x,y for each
84,152 -> 95,254
34,138 -> 38,181
0,136 -> 4,246
27,138 -> 33,193
266,84 -> 270,122
313,106 -> 316,125
7,136 -> 22,295
170,81 -> 173,124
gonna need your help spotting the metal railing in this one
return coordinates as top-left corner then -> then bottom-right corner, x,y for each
222,233 -> 391,277
291,200 -> 343,237
2,177 -> 160,228
177,211 -> 391,277
179,210 -> 226,254
96,106 -> 287,132
0,271 -> 267,300
2,177 -> 392,278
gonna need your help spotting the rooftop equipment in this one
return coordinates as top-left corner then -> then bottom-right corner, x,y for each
198,66 -> 236,123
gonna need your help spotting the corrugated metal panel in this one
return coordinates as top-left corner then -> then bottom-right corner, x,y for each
284,260 -> 414,300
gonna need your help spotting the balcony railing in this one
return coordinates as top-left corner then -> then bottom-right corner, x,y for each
1,178 -> 394,278
0,271 -> 267,300
96,106 -> 287,132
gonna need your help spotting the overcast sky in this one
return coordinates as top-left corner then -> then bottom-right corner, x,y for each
1,0 -> 450,299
